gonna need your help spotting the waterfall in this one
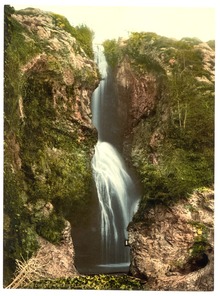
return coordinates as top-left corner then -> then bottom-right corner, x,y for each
91,45 -> 139,268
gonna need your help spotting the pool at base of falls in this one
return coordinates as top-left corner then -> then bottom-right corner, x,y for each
78,262 -> 130,275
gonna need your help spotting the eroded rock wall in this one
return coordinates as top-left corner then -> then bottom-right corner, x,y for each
128,189 -> 214,291
116,57 -> 159,134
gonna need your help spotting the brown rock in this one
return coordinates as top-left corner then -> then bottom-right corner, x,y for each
128,189 -> 214,291
12,9 -> 99,129
116,58 -> 158,132
36,220 -> 78,278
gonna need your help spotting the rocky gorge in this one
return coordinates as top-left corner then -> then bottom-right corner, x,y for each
4,6 -> 214,291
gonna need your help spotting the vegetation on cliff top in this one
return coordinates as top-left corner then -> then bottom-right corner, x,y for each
103,32 -> 214,218
15,7 -> 94,59
49,12 -> 94,59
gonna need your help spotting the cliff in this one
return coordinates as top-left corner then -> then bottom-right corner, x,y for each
4,6 -> 99,286
104,33 -> 214,290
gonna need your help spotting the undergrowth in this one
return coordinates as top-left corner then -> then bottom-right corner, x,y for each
26,274 -> 145,290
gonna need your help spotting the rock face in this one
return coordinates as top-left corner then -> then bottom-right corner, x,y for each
128,189 -> 214,291
114,56 -> 161,167
4,6 -> 99,284
116,58 -> 158,134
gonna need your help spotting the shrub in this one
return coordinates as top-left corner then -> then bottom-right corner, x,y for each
50,13 -> 94,59
103,39 -> 121,67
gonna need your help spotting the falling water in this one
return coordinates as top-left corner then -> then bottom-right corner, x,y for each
91,45 -> 139,270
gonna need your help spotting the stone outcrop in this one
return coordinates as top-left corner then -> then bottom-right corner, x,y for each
128,189 -> 214,291
6,220 -> 78,289
115,57 -> 161,166
194,42 -> 215,83
36,220 -> 78,278
12,8 -> 99,128
25,200 -> 77,277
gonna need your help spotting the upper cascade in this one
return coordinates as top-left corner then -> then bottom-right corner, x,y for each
93,44 -> 108,79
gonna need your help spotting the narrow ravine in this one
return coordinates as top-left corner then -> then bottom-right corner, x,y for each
91,45 -> 139,273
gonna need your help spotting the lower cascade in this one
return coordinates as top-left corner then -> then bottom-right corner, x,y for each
92,141 -> 138,266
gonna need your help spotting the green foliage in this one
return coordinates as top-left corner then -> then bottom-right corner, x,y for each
6,12 -> 41,65
103,33 -> 166,73
103,39 -> 121,67
3,164 -> 39,285
4,6 -> 43,136
50,13 -> 94,59
73,24 -> 95,59
4,9 -> 41,283
187,221 -> 211,271
162,44 -> 214,190
18,76 -> 95,222
180,37 -> 202,46
36,214 -> 65,244
189,241 -> 209,259
132,136 -> 213,220
26,274 -> 144,290
207,40 -> 215,50
4,5 -> 15,51
4,165 -> 39,259
132,150 -> 190,220
125,32 -> 175,74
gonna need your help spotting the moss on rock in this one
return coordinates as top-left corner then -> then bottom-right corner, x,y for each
4,5 -> 99,285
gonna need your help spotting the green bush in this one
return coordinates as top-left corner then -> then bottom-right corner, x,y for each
207,40 -> 215,50
103,39 -> 121,67
36,213 -> 65,244
50,13 -> 94,59
26,274 -> 144,290
132,140 -> 213,221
